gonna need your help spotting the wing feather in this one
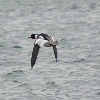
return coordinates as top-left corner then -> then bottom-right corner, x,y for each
31,44 -> 40,68
53,45 -> 57,62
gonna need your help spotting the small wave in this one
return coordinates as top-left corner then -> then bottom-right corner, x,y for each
0,45 -> 4,47
46,81 -> 56,85
46,81 -> 58,87
12,46 -> 23,48
71,3 -> 79,9
64,61 -> 68,63
17,83 -> 27,87
13,80 -> 21,83
6,70 -> 23,75
97,92 -> 100,95
42,89 -> 47,92
63,58 -> 85,64
89,3 -> 97,10
74,58 -> 85,63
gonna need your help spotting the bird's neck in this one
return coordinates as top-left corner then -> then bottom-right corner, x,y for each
35,34 -> 38,39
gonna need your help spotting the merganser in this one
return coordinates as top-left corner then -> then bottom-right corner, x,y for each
28,33 -> 58,68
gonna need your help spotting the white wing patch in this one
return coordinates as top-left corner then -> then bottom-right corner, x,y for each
35,38 -> 48,47
35,35 -> 38,39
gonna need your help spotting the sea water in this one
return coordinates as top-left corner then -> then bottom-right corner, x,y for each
0,0 -> 100,100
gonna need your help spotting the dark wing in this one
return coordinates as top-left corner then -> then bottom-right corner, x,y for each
53,45 -> 57,62
31,44 -> 40,69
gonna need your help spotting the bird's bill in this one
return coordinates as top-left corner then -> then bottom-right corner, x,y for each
28,36 -> 31,38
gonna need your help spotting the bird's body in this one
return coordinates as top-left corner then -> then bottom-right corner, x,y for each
28,33 -> 58,68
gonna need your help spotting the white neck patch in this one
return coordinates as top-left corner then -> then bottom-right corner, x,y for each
35,35 -> 38,39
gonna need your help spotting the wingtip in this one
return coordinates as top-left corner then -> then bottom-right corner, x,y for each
56,59 -> 57,62
31,66 -> 33,69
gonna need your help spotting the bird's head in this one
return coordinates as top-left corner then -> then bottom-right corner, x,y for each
28,34 -> 38,39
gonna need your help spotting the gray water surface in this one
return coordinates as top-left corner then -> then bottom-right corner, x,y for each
0,0 -> 100,100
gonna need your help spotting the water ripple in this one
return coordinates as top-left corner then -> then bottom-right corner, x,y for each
6,70 -> 23,75
12,46 -> 23,48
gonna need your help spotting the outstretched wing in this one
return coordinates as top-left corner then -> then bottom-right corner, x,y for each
53,45 -> 57,62
31,44 -> 40,68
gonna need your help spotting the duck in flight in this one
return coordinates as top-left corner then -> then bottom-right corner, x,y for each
28,33 -> 58,68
